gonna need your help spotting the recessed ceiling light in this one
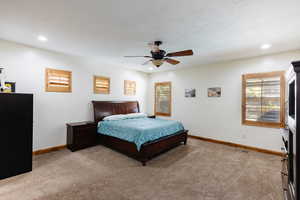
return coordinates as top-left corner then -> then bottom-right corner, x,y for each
148,67 -> 154,71
38,35 -> 48,42
261,44 -> 271,49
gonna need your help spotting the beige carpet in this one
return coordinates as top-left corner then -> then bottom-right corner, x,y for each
0,138 -> 282,200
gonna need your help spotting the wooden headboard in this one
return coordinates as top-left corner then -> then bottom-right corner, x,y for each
92,101 -> 140,122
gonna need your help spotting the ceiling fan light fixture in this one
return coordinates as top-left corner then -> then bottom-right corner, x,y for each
261,44 -> 272,49
124,41 -> 193,68
152,59 -> 163,67
38,35 -> 48,42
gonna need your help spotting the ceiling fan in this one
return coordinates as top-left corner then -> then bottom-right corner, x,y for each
124,41 -> 194,67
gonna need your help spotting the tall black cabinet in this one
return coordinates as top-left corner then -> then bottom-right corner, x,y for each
0,93 -> 33,179
284,61 -> 300,200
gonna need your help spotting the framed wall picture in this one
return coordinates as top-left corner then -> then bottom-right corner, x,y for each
185,89 -> 196,97
2,82 -> 16,93
208,87 -> 221,97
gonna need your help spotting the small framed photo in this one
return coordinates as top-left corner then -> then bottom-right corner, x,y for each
185,89 -> 196,97
208,87 -> 221,97
2,82 -> 16,93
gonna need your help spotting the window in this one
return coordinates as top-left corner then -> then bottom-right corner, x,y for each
242,71 -> 285,128
94,76 -> 110,94
155,82 -> 171,116
45,68 -> 72,92
124,80 -> 136,96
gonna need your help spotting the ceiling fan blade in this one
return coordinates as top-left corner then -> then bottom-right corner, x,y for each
124,56 -> 152,58
142,60 -> 152,65
164,58 -> 180,65
165,50 -> 193,57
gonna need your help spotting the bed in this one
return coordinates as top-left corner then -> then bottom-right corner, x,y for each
92,101 -> 188,166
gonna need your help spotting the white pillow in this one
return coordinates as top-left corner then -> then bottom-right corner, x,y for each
126,113 -> 147,119
103,114 -> 127,121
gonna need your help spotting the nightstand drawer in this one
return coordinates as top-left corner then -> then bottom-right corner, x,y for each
74,128 -> 97,143
74,134 -> 97,149
74,126 -> 96,137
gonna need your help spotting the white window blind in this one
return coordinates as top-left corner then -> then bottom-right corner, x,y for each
94,76 -> 110,94
246,77 -> 280,122
124,80 -> 136,96
46,68 -> 72,92
242,71 -> 285,128
155,82 -> 171,116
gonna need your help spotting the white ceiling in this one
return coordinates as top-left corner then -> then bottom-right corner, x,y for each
1,0 -> 300,73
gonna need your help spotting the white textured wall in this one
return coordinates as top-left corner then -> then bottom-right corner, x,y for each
148,50 -> 300,151
0,40 -> 149,151
2,38 -> 300,152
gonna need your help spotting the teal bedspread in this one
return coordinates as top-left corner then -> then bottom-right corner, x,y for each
97,117 -> 184,151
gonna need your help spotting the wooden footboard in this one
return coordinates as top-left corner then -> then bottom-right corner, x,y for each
98,130 -> 188,166
139,130 -> 188,165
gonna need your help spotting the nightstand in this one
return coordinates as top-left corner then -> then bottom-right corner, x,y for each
148,115 -> 156,118
66,121 -> 98,152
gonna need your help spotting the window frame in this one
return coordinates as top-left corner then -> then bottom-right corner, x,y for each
45,68 -> 72,93
124,80 -> 136,96
155,81 -> 172,117
93,76 -> 110,94
241,71 -> 285,128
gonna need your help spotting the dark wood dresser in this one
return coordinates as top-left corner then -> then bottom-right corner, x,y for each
0,93 -> 33,179
67,121 -> 98,151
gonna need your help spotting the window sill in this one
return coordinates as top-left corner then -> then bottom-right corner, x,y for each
155,113 -> 171,117
242,121 -> 284,129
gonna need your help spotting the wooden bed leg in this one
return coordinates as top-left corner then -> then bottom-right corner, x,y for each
140,158 -> 148,166
184,137 -> 187,145
142,161 -> 146,166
